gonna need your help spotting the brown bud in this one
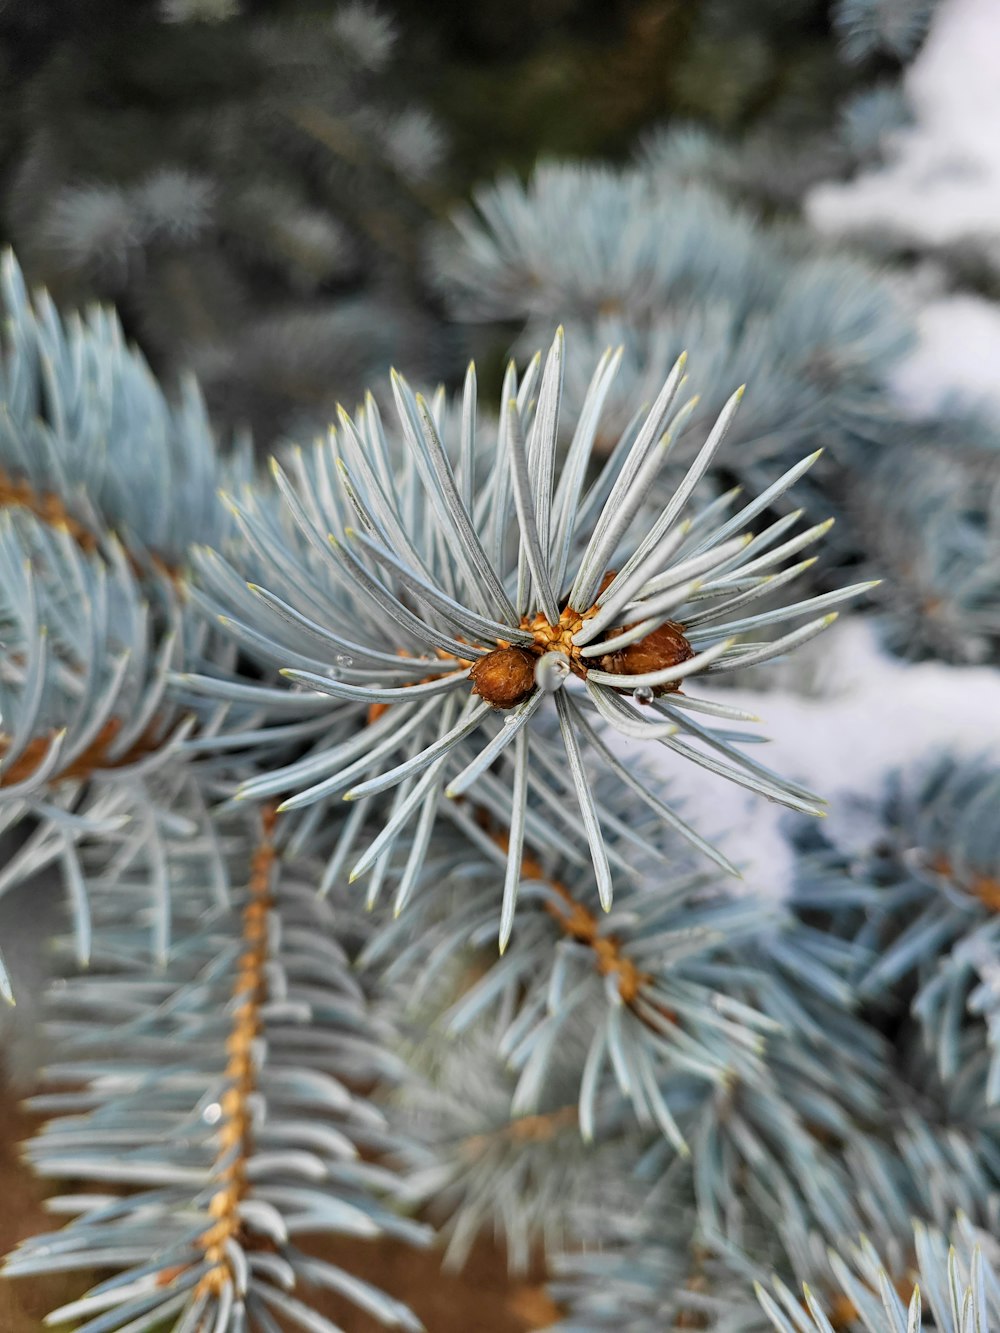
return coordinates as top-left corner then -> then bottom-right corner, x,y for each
599,621 -> 693,695
469,646 -> 538,708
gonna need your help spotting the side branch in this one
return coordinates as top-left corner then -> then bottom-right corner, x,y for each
0,719 -> 163,789
197,805 -> 279,1297
0,468 -> 98,551
530,852 -> 649,1005
461,1105 -> 579,1161
1,467 -> 181,578
487,822 -> 651,1007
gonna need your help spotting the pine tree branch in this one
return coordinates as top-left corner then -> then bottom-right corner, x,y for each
182,334 -> 856,931
0,718 -> 164,790
488,825 -> 652,1009
196,805 -> 279,1300
0,467 -> 99,552
0,252 -> 245,569
5,810 -> 430,1330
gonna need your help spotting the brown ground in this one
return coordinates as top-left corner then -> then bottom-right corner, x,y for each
0,1079 -> 557,1333
0,1087 -> 85,1332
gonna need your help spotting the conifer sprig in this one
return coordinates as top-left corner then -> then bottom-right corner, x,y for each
0,507 -> 214,995
4,811 -> 428,1332
0,251 -> 246,568
797,759 -> 1000,1103
363,788 -> 780,1150
759,1220 -> 1000,1333
432,164 -> 914,482
182,332 -> 867,937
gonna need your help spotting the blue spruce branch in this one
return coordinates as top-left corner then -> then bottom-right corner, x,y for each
4,807 -> 429,1332
178,331 -> 864,946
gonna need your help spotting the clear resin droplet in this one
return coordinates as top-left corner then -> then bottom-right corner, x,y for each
203,1102 -> 223,1124
335,653 -> 353,667
633,685 -> 655,705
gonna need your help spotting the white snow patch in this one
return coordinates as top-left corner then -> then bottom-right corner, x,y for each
807,0 -> 1000,264
609,618 -> 1000,899
887,292 -> 1000,420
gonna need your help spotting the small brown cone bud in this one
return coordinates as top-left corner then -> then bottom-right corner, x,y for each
469,646 -> 538,708
600,620 -> 693,695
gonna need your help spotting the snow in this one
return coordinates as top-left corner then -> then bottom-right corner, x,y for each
771,0 -> 1000,899
887,292 -> 1000,420
728,0 -> 1000,896
807,0 -> 1000,264
608,618 -> 1000,899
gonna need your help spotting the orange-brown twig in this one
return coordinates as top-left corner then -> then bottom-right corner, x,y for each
929,854 -> 1000,911
1,467 -> 181,581
196,806 -> 279,1297
0,719 -> 163,790
0,469 -> 99,552
532,855 -> 649,1006
461,1105 -> 579,1161
485,824 -> 652,1009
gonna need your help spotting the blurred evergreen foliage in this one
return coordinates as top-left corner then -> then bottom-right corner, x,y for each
0,0 -> 451,448
389,0 -> 878,181
0,0 -> 926,456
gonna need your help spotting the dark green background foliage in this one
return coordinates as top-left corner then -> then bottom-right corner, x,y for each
0,0 -> 902,448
